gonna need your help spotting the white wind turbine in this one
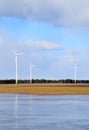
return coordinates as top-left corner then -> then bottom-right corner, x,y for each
11,49 -> 24,85
29,62 -> 35,84
65,56 -> 79,84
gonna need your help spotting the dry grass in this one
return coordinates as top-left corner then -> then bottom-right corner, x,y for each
0,84 -> 89,95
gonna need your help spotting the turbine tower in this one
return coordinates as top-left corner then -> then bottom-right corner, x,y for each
11,49 -> 23,85
30,62 -> 35,84
74,61 -> 79,84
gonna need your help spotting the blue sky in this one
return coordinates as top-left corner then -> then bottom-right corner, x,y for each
0,0 -> 89,80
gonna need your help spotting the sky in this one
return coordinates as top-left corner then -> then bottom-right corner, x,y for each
0,0 -> 89,80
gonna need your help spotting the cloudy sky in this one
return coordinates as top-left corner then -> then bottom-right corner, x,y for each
0,0 -> 89,80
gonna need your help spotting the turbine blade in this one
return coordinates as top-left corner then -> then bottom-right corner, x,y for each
18,52 -> 24,56
11,49 -> 24,56
11,49 -> 17,55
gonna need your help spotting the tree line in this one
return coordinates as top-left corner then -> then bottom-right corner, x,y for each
0,79 -> 89,84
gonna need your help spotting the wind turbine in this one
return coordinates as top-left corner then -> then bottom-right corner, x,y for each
11,49 -> 24,85
68,57 -> 79,84
29,62 -> 35,84
65,56 -> 79,84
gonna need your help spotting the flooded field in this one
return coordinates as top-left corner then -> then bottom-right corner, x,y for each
0,94 -> 89,130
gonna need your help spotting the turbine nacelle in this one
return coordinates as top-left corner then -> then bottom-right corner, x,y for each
30,63 -> 36,68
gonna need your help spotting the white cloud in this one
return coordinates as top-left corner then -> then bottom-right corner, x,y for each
0,0 -> 89,27
66,49 -> 81,55
25,40 -> 62,50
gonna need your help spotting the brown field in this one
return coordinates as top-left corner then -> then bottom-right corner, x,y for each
0,84 -> 89,95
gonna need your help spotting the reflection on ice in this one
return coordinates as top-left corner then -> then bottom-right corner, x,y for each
0,94 -> 89,129
14,94 -> 18,128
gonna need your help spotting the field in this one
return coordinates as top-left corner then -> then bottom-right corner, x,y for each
0,84 -> 89,95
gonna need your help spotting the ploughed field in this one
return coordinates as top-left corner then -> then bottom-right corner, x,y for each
0,84 -> 89,95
